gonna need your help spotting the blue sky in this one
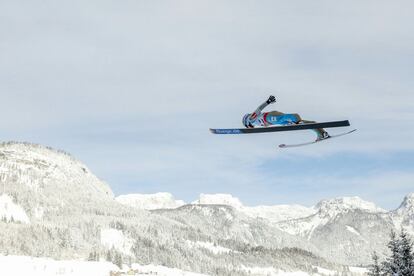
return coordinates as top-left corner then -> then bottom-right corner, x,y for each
1,1 -> 413,209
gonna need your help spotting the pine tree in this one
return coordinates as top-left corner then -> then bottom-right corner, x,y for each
368,251 -> 382,276
115,252 -> 123,269
106,250 -> 112,262
398,229 -> 414,276
380,230 -> 414,276
382,230 -> 401,275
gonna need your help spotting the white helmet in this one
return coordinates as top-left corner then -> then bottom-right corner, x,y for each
242,114 -> 252,128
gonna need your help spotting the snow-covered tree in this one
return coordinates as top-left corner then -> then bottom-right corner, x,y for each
114,252 -> 123,269
398,230 -> 414,276
382,230 -> 401,275
368,252 -> 382,276
380,230 -> 414,276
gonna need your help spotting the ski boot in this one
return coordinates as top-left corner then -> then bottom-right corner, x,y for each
316,131 -> 330,141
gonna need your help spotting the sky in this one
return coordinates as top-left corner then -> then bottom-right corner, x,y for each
1,0 -> 413,209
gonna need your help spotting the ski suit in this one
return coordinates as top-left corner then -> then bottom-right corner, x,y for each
244,100 -> 327,138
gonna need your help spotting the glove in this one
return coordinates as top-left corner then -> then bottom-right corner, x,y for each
266,95 -> 276,104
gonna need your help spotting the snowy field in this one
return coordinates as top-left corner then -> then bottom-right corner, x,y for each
0,255 -> 207,276
0,256 -> 366,276
0,255 -> 367,276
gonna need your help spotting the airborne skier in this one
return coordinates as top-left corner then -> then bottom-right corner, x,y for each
242,95 -> 330,141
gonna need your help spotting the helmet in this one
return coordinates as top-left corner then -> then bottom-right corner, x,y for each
242,114 -> 252,128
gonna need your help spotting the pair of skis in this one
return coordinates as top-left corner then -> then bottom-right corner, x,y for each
209,120 -> 356,148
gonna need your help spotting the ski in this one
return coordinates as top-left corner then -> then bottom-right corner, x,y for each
210,120 -> 350,135
278,129 -> 357,148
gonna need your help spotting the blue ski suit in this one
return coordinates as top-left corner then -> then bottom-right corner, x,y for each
243,101 -> 300,128
243,100 -> 327,138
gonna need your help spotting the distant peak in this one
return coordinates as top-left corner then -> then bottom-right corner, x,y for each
193,194 -> 244,209
315,196 -> 385,217
116,193 -> 185,210
396,193 -> 414,213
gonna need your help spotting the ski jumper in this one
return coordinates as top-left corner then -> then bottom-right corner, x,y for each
244,100 -> 327,138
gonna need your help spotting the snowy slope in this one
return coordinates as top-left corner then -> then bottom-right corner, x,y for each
0,142 -> 114,219
130,264 -> 208,276
0,255 -> 118,276
0,194 -> 30,223
2,254 -> 357,276
100,228 -> 135,256
243,204 -> 315,223
154,204 -> 319,254
186,240 -> 233,254
116,192 -> 185,210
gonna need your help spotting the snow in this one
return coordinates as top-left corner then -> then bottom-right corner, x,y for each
276,213 -> 329,238
346,225 -> 361,236
34,206 -> 44,220
393,193 -> 414,218
277,196 -> 387,238
313,266 -> 336,275
186,240 -> 233,254
117,192 -> 315,223
316,197 -> 386,219
193,193 -> 243,208
0,255 -> 117,276
131,264 -> 208,276
390,193 -> 414,234
240,265 -> 310,276
1,141 -> 405,273
243,204 -> 315,223
0,194 -> 30,224
116,192 -> 185,210
349,267 -> 368,274
0,255 -> 207,276
240,265 -> 353,276
100,228 -> 134,256
0,142 -> 114,199
193,194 -> 315,223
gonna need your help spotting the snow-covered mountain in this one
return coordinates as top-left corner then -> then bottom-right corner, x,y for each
191,193 -> 315,222
116,192 -> 185,210
117,192 -> 315,223
276,196 -> 393,265
153,203 -> 318,253
0,141 -> 115,223
316,196 -> 386,217
0,142 -> 351,275
242,204 -> 315,223
391,193 -> 414,234
193,193 -> 244,208
0,141 -> 412,275
116,191 -> 414,265
276,196 -> 386,237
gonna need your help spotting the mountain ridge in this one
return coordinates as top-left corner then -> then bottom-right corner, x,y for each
0,141 -> 411,272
